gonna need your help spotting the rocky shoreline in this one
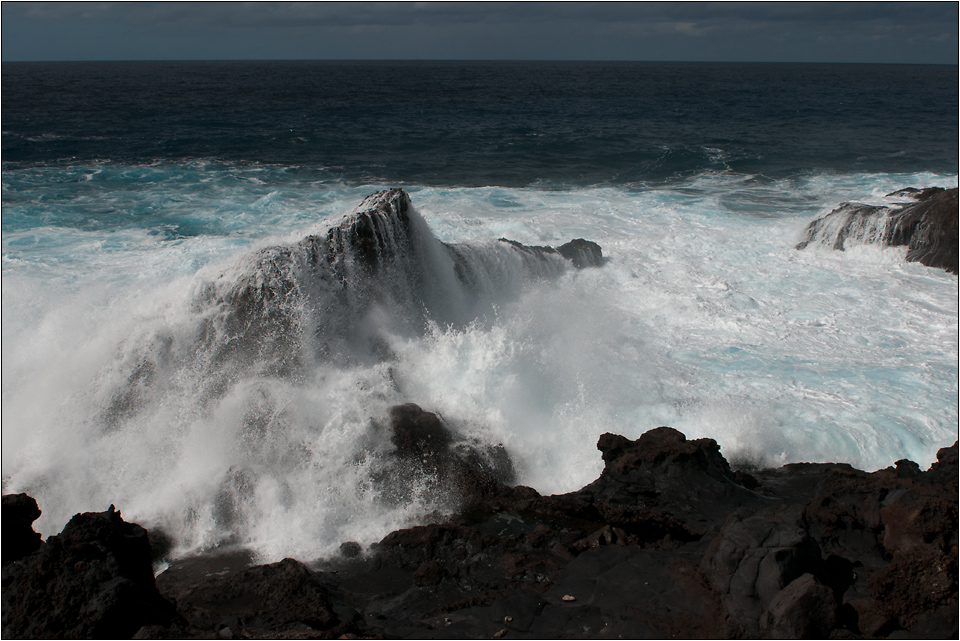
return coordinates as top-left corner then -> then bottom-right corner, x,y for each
3,405 -> 957,639
3,187 -> 957,639
796,187 -> 958,274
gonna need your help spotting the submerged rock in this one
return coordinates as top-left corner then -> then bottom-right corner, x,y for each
796,186 -> 958,273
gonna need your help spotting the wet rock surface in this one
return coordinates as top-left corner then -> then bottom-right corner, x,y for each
797,186 -> 959,274
202,189 -> 604,371
4,420 -> 956,639
497,236 -> 604,269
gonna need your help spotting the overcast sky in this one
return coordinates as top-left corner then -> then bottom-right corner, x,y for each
2,2 -> 957,64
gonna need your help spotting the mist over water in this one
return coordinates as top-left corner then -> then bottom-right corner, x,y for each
4,168 -> 957,561
3,62 -> 958,562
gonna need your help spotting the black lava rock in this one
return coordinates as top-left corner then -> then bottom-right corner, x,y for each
1,505 -> 179,639
797,187 -> 959,274
1,494 -> 43,563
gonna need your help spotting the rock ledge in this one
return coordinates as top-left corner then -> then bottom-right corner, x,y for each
3,422 -> 957,639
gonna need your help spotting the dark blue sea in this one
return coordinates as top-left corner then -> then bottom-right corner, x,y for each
4,61 -> 958,182
2,61 -> 958,561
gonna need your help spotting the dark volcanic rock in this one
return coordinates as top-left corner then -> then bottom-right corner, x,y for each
887,187 -> 959,272
1,505 -> 178,639
116,188 -> 608,429
2,493 -> 43,563
105,188 -> 604,435
206,188 -> 606,363
495,235 -> 603,269
6,434 -> 956,639
530,545 -> 724,639
701,509 -> 827,637
759,572 -> 837,639
314,429 -> 955,639
575,427 -> 760,533
155,557 -> 357,639
796,186 -> 959,273
390,402 -> 454,463
557,238 -> 604,268
377,403 -> 516,512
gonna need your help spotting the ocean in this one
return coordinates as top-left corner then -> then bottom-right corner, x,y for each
2,61 -> 958,562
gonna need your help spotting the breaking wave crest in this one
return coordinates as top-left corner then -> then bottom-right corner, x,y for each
4,189 -> 602,561
3,177 -> 957,564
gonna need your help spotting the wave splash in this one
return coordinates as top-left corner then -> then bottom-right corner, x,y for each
109,189 -> 601,418
14,189 -> 602,561
6,178 -> 956,564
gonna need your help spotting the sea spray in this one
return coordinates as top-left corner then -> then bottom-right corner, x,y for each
3,177 -> 957,564
2,189 -> 605,560
4,61 -> 959,565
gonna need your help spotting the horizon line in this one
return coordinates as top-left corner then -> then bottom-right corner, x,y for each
3,58 -> 957,66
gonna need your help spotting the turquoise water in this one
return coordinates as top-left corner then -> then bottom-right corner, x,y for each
2,62 -> 957,561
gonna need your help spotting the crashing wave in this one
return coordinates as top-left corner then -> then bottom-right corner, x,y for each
105,189 -> 603,422
86,189 -> 603,555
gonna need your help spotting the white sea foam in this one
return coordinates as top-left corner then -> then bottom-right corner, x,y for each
2,169 -> 957,562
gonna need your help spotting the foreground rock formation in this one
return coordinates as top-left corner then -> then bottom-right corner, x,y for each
4,413 -> 956,640
796,186 -> 959,274
1,503 -> 179,638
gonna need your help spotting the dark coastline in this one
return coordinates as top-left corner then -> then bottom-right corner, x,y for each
3,417 -> 958,639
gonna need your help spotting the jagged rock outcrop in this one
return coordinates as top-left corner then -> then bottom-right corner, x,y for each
372,402 -> 516,509
497,236 -> 603,270
5,421 -> 956,639
1,494 -> 43,563
797,186 -> 959,273
205,188 -> 604,362
1,505 -> 178,639
557,238 -> 604,268
105,189 -> 604,427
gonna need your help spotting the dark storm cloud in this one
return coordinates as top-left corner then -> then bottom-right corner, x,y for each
2,2 -> 957,63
